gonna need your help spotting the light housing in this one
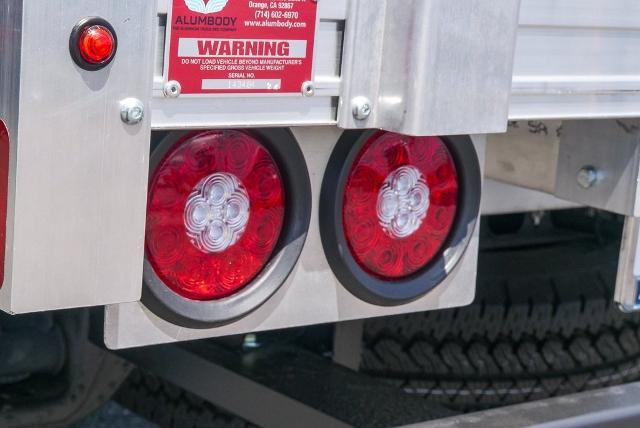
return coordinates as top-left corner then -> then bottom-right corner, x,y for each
320,130 -> 481,306
142,129 -> 311,327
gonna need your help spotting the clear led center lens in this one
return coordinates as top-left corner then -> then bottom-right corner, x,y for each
377,166 -> 430,239
184,172 -> 250,253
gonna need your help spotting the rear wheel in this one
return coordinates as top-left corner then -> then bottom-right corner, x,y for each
361,211 -> 639,411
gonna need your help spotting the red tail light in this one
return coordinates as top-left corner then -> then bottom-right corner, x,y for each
320,130 -> 480,305
145,130 -> 285,301
342,132 -> 458,279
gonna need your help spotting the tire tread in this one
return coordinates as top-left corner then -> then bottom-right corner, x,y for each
361,240 -> 640,411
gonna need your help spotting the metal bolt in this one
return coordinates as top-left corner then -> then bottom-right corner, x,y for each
352,97 -> 372,120
577,166 -> 599,189
119,98 -> 144,125
301,81 -> 315,97
164,80 -> 182,98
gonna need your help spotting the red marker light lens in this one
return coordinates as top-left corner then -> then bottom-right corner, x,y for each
78,25 -> 115,64
342,132 -> 458,279
146,131 -> 286,301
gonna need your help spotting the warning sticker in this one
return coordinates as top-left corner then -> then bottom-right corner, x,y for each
167,0 -> 318,95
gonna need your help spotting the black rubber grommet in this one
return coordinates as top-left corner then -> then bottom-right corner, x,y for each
142,129 -> 312,328
69,17 -> 118,71
319,131 -> 481,306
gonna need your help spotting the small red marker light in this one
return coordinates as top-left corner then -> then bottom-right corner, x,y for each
78,25 -> 115,65
70,18 -> 118,70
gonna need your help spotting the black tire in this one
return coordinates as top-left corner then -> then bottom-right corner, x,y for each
115,369 -> 253,428
360,228 -> 640,412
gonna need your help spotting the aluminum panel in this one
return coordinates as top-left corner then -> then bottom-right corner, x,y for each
150,0 -> 640,130
0,2 -> 23,311
486,121 -> 562,194
104,128 -> 484,349
0,1 -> 155,313
0,2 -> 21,138
509,0 -> 640,120
486,119 -> 640,217
337,0 -> 521,136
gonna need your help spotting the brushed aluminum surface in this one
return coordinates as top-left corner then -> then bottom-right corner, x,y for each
0,1 -> 155,313
0,0 -> 23,311
104,128 -> 484,349
487,119 -> 640,217
151,0 -> 640,131
510,0 -> 640,120
337,0 -> 521,136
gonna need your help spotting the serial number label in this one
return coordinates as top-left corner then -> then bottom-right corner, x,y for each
168,0 -> 318,95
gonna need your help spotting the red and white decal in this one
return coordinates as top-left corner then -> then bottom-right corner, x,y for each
167,0 -> 318,95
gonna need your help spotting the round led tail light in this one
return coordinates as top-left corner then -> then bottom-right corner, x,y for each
146,131 -> 284,300
143,130 -> 311,326
320,131 -> 481,306
344,133 -> 458,279
69,18 -> 118,70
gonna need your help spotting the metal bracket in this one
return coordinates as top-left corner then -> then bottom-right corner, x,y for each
487,119 -> 640,217
556,120 -> 640,217
615,217 -> 640,312
332,320 -> 364,370
338,0 -> 521,136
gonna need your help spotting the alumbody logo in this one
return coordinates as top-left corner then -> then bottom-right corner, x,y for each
184,0 -> 230,14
